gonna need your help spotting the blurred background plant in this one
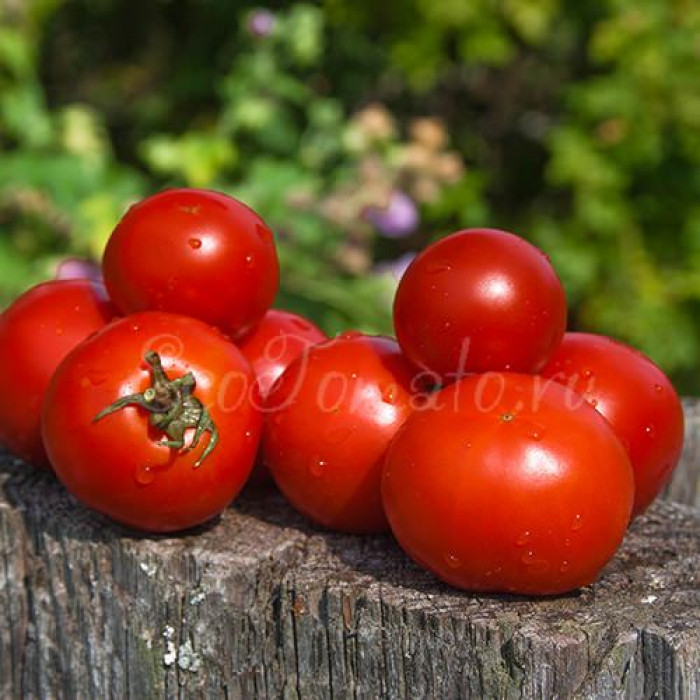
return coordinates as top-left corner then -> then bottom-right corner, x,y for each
1,0 -> 699,391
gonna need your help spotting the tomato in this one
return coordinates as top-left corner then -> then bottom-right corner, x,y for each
103,188 -> 279,339
0,280 -> 116,466
238,309 -> 327,399
393,229 -> 567,380
540,333 -> 684,517
42,311 -> 261,532
382,373 -> 634,595
238,309 -> 327,487
263,333 -> 420,533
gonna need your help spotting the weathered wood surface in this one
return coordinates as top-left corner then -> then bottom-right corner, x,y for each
0,399 -> 698,699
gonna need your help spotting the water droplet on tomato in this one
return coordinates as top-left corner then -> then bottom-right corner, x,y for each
515,531 -> 531,546
528,559 -> 550,574
135,465 -> 156,486
521,550 -> 537,565
571,514 -> 583,531
653,384 -> 663,394
338,330 -> 362,340
560,561 -> 570,573
426,262 -> 452,275
564,538 -> 571,548
309,456 -> 328,477
324,426 -> 352,445
131,323 -> 141,332
381,385 -> 398,405
188,238 -> 202,249
245,254 -> 255,268
645,424 -> 656,438
55,327 -> 65,336
244,430 -> 253,439
443,552 -> 461,569
582,369 -> 594,379
256,223 -> 273,243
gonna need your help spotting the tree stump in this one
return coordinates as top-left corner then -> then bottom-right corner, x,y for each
0,401 -> 698,699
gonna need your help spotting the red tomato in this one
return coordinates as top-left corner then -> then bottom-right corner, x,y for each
0,280 -> 116,466
393,229 -> 567,380
238,309 -> 327,399
42,311 -> 261,532
382,373 -> 634,595
103,189 -> 279,339
540,333 -> 684,517
263,333 -> 420,533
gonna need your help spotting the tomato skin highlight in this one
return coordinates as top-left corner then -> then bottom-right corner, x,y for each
393,229 -> 567,380
382,373 -> 634,595
42,311 -> 261,532
263,334 -> 419,533
0,279 -> 116,466
103,188 -> 279,339
540,333 -> 685,517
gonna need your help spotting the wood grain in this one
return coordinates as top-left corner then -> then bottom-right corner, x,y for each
0,398 -> 697,698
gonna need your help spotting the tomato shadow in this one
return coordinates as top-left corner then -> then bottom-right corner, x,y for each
0,448 -> 222,543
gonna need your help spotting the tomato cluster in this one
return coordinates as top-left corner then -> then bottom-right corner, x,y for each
0,189 -> 684,596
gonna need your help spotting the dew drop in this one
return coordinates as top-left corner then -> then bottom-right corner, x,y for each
564,538 -> 572,548
245,254 -> 255,268
521,550 -> 537,565
645,425 -> 656,438
188,238 -> 202,249
653,384 -> 663,394
528,559 -> 550,574
560,560 -> 570,573
528,428 -> 544,441
381,386 -> 398,405
515,530 -> 531,546
582,369 -> 594,379
464,441 -> 472,449
309,456 -> 328,477
324,426 -> 352,445
571,514 -> 583,531
131,324 -> 141,332
244,430 -> 253,439
135,464 -> 156,486
443,552 -> 461,569
256,223 -> 273,242
426,262 -> 452,275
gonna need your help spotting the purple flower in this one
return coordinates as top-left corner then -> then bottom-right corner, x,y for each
55,257 -> 103,283
373,252 -> 417,283
366,191 -> 419,238
247,9 -> 276,38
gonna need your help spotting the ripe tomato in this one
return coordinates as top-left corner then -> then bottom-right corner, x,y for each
42,311 -> 261,532
238,309 -> 327,399
393,229 -> 567,380
382,373 -> 634,595
263,333 -> 420,533
540,333 -> 684,517
102,188 -> 279,339
0,280 -> 116,466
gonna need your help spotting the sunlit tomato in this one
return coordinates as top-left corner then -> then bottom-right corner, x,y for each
263,333 -> 420,533
393,229 -> 567,380
238,309 -> 327,398
0,280 -> 116,466
541,333 -> 684,517
42,311 -> 261,532
103,188 -> 279,339
382,373 -> 634,595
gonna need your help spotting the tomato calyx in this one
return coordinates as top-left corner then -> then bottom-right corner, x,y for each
93,350 -> 219,467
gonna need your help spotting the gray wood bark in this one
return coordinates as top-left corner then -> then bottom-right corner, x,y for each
0,400 -> 698,700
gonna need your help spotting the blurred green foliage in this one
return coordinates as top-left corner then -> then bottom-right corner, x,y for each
0,0 -> 699,391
